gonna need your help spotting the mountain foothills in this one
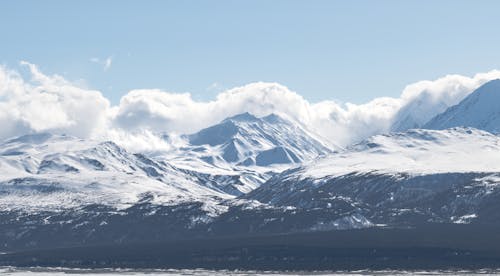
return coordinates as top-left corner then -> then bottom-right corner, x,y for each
1,79 -> 500,252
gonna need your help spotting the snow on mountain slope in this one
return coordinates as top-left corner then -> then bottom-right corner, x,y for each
153,112 -> 335,195
245,127 -> 500,227
0,133 -> 231,212
301,127 -> 500,179
187,112 -> 334,166
425,79 -> 500,133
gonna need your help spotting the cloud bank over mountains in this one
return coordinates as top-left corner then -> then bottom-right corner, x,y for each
1,61 -> 499,150
0,62 -> 110,140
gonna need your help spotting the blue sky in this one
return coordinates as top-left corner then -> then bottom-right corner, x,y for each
2,0 -> 500,104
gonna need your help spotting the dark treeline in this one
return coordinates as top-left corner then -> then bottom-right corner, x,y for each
2,223 -> 500,271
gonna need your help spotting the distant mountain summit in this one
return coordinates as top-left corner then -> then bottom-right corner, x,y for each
186,112 -> 333,166
424,79 -> 500,133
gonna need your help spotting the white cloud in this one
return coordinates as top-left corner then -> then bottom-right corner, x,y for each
112,83 -> 316,137
103,128 -> 178,153
0,62 -> 110,140
1,62 -> 499,150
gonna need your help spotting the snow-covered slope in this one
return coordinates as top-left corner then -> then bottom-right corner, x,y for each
245,127 -> 500,227
302,127 -> 500,178
187,112 -> 334,166
0,133 -> 230,212
0,112 -> 335,212
154,112 -> 335,195
425,79 -> 500,133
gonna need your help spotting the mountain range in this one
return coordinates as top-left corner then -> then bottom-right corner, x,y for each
0,79 -> 500,255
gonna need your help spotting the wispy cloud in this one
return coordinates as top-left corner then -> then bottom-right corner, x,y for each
90,56 -> 113,71
103,57 -> 112,71
207,82 -> 220,90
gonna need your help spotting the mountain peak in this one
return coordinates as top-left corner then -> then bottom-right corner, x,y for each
186,112 -> 332,166
223,112 -> 259,123
261,113 -> 288,124
424,79 -> 500,133
190,112 -> 291,147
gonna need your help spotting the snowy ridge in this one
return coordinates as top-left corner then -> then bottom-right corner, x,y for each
154,112 -> 334,195
301,127 -> 500,179
425,79 -> 500,133
0,112 -> 336,212
186,112 -> 334,166
0,133 -> 230,212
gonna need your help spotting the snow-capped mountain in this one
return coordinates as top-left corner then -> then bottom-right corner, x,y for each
186,112 -> 333,166
155,112 -> 335,195
245,127 -> 500,227
425,79 -> 500,133
0,133 -> 230,212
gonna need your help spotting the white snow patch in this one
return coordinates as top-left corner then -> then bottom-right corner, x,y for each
302,128 -> 500,179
